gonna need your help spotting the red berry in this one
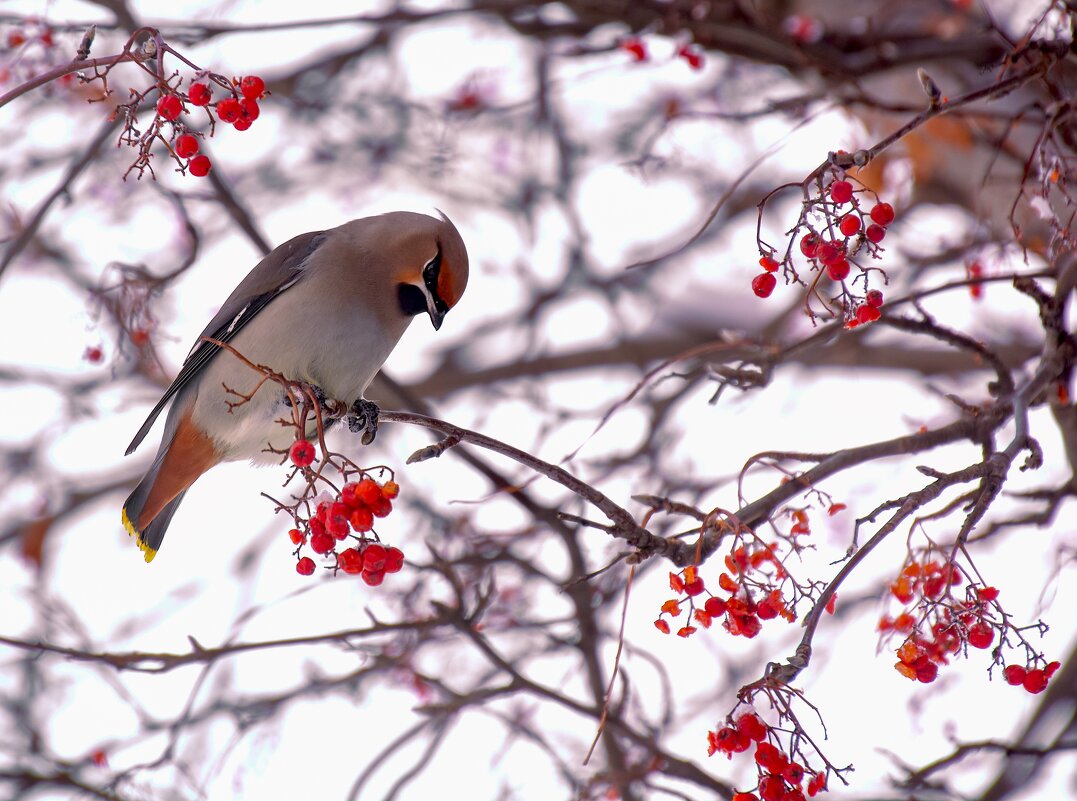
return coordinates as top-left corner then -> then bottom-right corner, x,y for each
188,154 -> 212,177
337,548 -> 364,574
870,202 -> 895,226
815,241 -> 840,265
1003,664 -> 1027,685
8,32 -> 27,47
704,596 -> 727,616
915,660 -> 938,683
678,44 -> 704,70
216,97 -> 242,123
289,439 -> 316,467
736,713 -> 768,742
240,98 -> 260,120
296,556 -> 315,575
309,517 -> 326,539
825,258 -> 850,281
756,598 -> 780,620
239,75 -> 265,99
759,775 -> 786,801
782,790 -> 806,801
866,289 -> 884,308
233,116 -> 252,131
783,763 -> 805,784
865,223 -> 885,243
288,528 -> 304,545
968,622 -> 994,649
654,619 -> 670,634
839,214 -> 861,237
829,180 -> 853,204
712,726 -> 738,753
752,272 -> 777,298
977,586 -> 999,602
83,345 -> 104,363
310,531 -> 334,555
856,304 -> 881,325
349,506 -> 374,533
729,730 -> 751,753
174,134 -> 199,158
363,543 -> 388,571
799,233 -> 820,258
188,82 -> 212,106
1023,668 -> 1047,693
1045,660 -> 1061,678
356,479 -> 382,506
326,502 -> 350,539
368,495 -> 393,518
341,482 -> 361,507
156,94 -> 183,122
684,577 -> 705,596
732,613 -> 762,638
755,743 -> 787,773
621,37 -> 648,61
361,569 -> 385,587
759,255 -> 780,272
733,794 -> 759,801
383,546 -> 405,573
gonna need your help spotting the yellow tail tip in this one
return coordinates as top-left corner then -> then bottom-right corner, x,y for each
121,507 -> 157,563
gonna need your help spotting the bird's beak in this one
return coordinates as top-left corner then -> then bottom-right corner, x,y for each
427,300 -> 444,331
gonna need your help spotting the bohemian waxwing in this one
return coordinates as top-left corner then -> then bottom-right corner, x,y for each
122,211 -> 469,562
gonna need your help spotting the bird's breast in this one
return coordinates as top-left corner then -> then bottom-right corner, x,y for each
189,279 -> 411,462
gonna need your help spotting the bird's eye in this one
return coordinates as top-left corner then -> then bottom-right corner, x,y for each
423,250 -> 441,282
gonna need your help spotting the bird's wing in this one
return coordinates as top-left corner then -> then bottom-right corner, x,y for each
125,230 -> 328,456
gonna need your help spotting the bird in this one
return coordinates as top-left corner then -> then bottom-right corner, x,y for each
122,211 -> 469,563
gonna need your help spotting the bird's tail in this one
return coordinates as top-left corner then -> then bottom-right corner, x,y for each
122,454 -> 187,563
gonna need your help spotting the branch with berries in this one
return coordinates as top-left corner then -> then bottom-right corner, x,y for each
1,25 -> 268,180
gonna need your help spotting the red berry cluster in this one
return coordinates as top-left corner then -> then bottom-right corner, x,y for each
5,23 -> 54,51
882,559 -> 970,683
880,558 -> 1060,692
752,174 -> 897,329
708,712 -> 828,799
653,540 -> 831,639
967,259 -> 985,299
151,74 -> 266,178
1,22 -> 63,92
1002,661 -> 1061,694
616,36 -> 704,69
290,477 -> 404,586
752,256 -> 780,298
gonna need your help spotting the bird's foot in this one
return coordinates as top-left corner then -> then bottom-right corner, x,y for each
299,383 -> 347,419
346,398 -> 380,446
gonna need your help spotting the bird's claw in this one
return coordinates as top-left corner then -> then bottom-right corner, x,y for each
299,382 -> 348,420
347,399 -> 380,445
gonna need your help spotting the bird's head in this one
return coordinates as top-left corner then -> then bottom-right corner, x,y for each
390,211 -> 469,331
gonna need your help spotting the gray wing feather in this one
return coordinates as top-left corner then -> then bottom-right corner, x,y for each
125,230 -> 328,455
